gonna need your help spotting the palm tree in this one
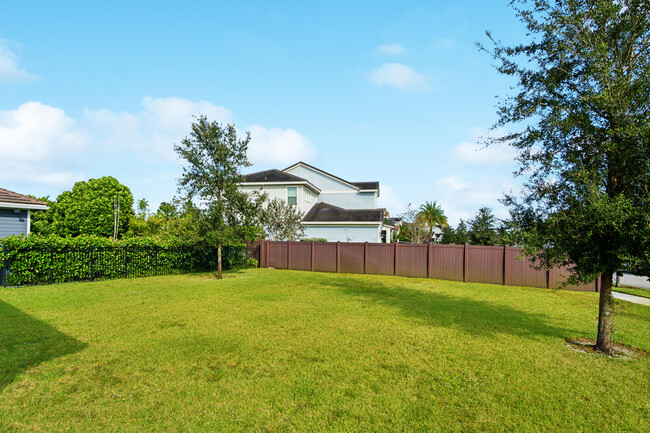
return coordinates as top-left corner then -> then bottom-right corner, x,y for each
417,201 -> 449,243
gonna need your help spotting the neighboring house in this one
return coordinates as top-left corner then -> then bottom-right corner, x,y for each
240,162 -> 394,243
0,188 -> 49,238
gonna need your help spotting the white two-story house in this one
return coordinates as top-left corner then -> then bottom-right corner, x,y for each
240,162 -> 394,243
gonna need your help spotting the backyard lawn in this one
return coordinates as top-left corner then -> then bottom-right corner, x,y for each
1,269 -> 649,432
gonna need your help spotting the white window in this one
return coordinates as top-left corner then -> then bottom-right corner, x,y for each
287,187 -> 297,206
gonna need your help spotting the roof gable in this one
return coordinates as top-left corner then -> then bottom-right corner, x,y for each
242,169 -> 307,183
283,162 -> 379,193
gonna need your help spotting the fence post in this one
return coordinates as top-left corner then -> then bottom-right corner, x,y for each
427,243 -> 432,279
364,242 -> 368,274
336,241 -> 340,273
311,241 -> 315,272
50,250 -> 54,284
287,241 -> 291,270
1,245 -> 6,288
463,243 -> 469,282
503,245 -> 509,286
394,242 -> 399,276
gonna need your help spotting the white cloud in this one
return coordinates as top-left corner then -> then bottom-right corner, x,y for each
247,126 -> 316,166
369,63 -> 429,92
375,43 -> 405,55
451,127 -> 517,166
1,97 -> 314,196
83,96 -> 233,161
0,40 -> 39,83
0,102 -> 87,187
434,175 -> 518,225
377,185 -> 406,216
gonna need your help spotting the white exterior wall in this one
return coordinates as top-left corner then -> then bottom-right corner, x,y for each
303,224 -> 380,243
239,184 -> 316,214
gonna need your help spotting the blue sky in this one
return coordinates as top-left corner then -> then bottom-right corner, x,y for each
1,0 -> 527,225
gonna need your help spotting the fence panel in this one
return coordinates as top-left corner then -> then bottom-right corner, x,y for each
396,244 -> 428,278
366,243 -> 395,275
507,247 -> 547,288
467,245 -> 504,285
267,242 -> 288,269
289,241 -> 312,271
314,242 -> 337,273
340,243 -> 364,274
549,266 -> 596,291
429,244 -> 464,281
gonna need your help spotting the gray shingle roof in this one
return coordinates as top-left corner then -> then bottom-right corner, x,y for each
0,188 -> 48,207
242,169 -> 307,183
303,203 -> 383,223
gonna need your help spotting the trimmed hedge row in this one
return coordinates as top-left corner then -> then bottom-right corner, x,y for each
0,235 -> 251,287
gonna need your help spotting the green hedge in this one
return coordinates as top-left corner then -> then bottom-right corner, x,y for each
0,235 -> 250,287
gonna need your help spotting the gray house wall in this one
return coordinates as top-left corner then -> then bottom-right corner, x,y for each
0,209 -> 28,238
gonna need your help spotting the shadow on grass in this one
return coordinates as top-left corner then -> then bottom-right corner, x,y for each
0,300 -> 86,392
319,275 -> 575,341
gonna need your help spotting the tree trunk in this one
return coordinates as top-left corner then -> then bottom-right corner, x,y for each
595,270 -> 614,353
217,244 -> 223,280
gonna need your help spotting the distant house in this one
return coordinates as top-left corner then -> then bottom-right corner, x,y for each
240,162 -> 394,243
0,188 -> 49,238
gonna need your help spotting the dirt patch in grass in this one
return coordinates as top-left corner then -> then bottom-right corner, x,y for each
564,337 -> 648,360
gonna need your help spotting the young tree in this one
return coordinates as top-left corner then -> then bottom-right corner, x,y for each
468,207 -> 500,246
483,0 -> 650,353
174,116 -> 265,278
418,201 -> 449,243
262,198 -> 305,241
399,204 -> 429,244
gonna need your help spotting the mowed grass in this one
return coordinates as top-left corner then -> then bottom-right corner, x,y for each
615,285 -> 650,299
1,269 -> 649,432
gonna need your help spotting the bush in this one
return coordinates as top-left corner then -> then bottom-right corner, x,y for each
245,258 -> 259,268
0,235 -> 249,287
300,238 -> 328,242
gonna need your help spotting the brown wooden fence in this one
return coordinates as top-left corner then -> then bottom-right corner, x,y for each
251,240 -> 598,292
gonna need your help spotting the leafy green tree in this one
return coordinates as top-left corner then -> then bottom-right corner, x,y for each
468,207 -> 500,246
399,204 -> 429,244
483,0 -> 650,352
26,195 -> 55,236
417,201 -> 449,243
262,198 -> 305,241
51,177 -> 134,238
174,116 -> 265,278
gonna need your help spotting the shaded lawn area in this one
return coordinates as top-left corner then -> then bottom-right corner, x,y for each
1,269 -> 649,432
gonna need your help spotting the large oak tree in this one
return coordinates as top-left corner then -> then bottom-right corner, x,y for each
484,0 -> 650,353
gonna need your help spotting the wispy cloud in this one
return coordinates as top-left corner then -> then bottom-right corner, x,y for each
0,40 -> 39,83
432,37 -> 454,49
375,43 -> 405,56
369,63 -> 429,92
451,127 -> 517,166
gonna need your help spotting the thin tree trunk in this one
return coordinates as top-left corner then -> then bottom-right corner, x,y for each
596,270 -> 614,353
217,244 -> 223,280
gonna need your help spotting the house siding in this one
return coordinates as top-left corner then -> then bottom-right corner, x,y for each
304,225 -> 380,243
239,184 -> 316,214
285,166 -> 358,193
316,191 -> 376,209
0,209 -> 28,238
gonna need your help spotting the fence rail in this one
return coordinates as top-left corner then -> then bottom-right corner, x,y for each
254,240 -> 598,292
1,245 -> 248,288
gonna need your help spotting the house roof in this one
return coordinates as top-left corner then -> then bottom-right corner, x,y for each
302,202 -> 383,223
242,169 -> 307,183
283,161 -> 379,192
0,188 -> 49,209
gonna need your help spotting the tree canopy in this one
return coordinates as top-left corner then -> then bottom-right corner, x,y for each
50,176 -> 134,238
417,201 -> 449,242
484,0 -> 650,352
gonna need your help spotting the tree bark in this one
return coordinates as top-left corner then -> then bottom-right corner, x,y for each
596,270 -> 614,353
217,244 -> 223,280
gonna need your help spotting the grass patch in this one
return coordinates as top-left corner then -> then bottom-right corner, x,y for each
1,269 -> 649,432
615,285 -> 650,299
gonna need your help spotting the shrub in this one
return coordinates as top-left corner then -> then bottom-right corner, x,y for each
300,238 -> 328,242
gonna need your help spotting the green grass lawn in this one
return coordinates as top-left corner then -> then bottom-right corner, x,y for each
614,285 -> 650,299
1,269 -> 649,432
